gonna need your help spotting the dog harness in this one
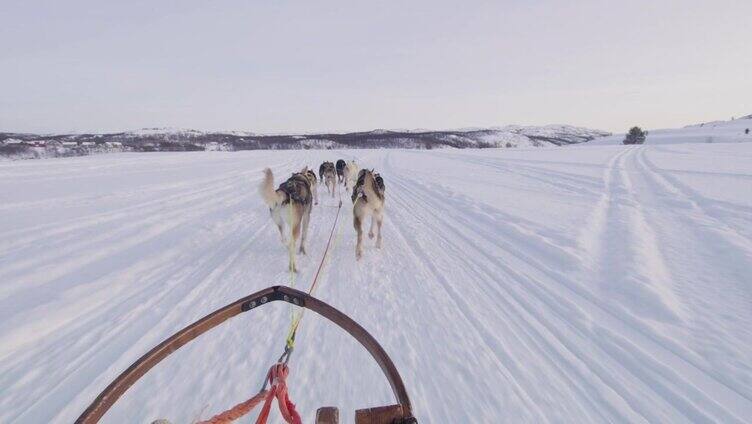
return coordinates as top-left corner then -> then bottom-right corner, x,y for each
279,174 -> 312,206
351,171 -> 385,204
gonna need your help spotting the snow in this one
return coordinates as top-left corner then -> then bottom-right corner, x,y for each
1,144 -> 751,423
648,116 -> 751,144
2,139 -> 25,145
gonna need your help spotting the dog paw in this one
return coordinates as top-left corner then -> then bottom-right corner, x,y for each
368,232 -> 374,239
299,247 -> 306,255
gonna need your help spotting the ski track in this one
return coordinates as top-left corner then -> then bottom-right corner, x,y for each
385,155 -> 744,422
1,146 -> 751,423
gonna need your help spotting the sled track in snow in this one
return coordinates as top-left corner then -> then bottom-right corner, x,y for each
386,153 -> 749,422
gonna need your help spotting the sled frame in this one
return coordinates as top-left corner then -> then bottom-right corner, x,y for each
75,285 -> 413,423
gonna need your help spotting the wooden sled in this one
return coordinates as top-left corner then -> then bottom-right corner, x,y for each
75,285 -> 416,424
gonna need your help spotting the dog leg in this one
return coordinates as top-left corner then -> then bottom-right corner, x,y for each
289,218 -> 301,272
299,210 -> 310,255
354,214 -> 363,260
375,210 -> 383,248
272,208 -> 286,244
369,215 -> 376,239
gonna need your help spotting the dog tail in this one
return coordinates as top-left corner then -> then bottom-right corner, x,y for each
260,168 -> 284,207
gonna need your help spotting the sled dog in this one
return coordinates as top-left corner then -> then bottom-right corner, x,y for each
351,169 -> 385,259
318,162 -> 326,183
343,160 -> 359,192
260,167 -> 314,271
320,161 -> 337,197
336,159 -> 346,184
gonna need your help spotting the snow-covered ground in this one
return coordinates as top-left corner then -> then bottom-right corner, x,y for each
1,144 -> 751,423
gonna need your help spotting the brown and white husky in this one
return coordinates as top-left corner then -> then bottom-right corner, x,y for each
260,167 -> 314,271
351,169 -> 385,259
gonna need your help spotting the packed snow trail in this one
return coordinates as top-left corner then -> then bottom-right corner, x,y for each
1,145 -> 751,423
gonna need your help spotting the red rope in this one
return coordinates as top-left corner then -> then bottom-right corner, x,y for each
255,364 -> 301,424
197,364 -> 300,424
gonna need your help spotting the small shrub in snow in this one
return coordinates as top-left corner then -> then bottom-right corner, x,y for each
623,126 -> 647,145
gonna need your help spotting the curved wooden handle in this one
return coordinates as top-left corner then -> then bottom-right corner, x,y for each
75,286 -> 413,423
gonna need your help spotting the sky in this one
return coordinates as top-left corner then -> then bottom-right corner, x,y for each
1,0 -> 751,134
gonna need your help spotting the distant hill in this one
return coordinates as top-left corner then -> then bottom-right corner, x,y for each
587,115 -> 752,145
0,125 -> 610,160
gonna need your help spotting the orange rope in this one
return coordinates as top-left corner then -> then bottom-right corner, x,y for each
196,390 -> 267,424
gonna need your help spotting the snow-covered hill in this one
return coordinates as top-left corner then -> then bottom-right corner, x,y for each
0,125 -> 609,159
649,114 -> 752,144
1,144 -> 751,422
588,114 -> 752,145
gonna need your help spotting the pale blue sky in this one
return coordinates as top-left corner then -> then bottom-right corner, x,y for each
1,0 -> 750,133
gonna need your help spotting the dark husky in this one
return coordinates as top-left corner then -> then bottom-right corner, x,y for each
319,161 -> 336,197
351,169 -> 386,259
260,167 -> 314,271
336,159 -> 346,184
318,162 -> 326,183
